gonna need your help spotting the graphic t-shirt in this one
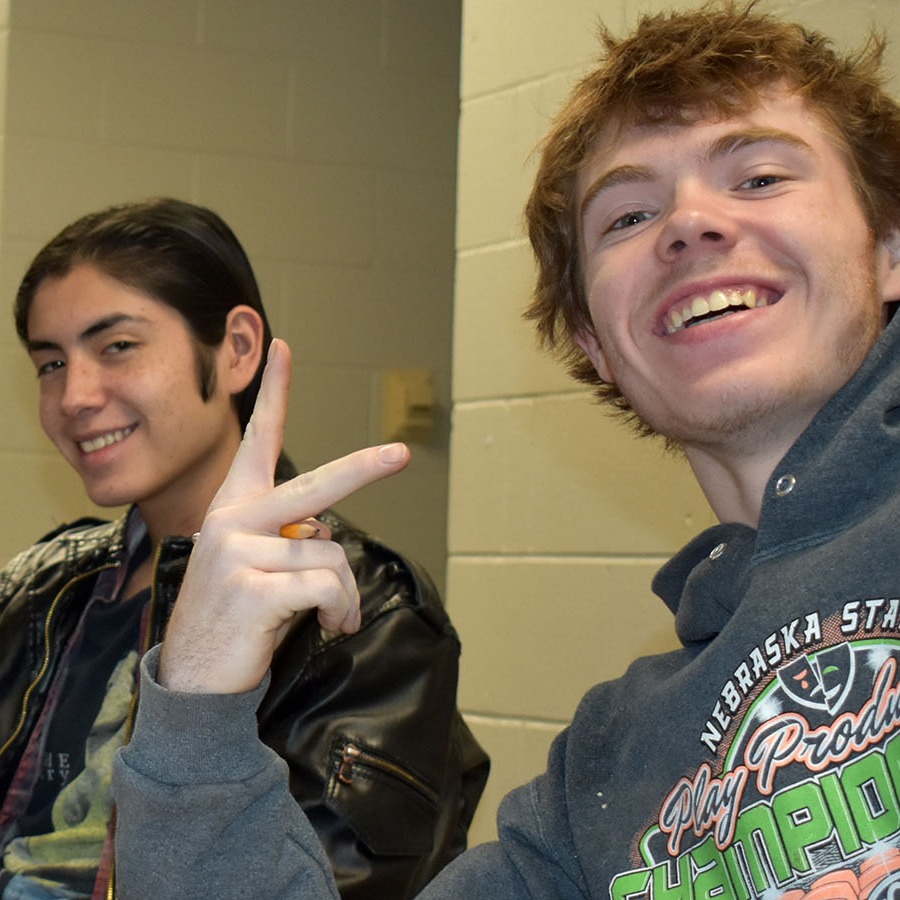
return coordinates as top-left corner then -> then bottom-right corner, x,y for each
1,516 -> 151,899
20,589 -> 146,837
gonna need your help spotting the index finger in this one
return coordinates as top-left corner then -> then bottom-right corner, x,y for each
241,442 -> 411,535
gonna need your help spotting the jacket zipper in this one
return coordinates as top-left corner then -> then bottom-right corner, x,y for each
106,538 -> 166,900
0,535 -> 166,900
0,564 -> 115,764
337,741 -> 439,805
123,540 -> 165,742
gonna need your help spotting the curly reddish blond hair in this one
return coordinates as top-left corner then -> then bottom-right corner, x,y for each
524,1 -> 900,426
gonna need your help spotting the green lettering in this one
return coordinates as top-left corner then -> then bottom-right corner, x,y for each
611,868 -> 652,900
841,752 -> 900,842
650,852 -> 693,900
820,771 -> 862,855
691,836 -> 737,900
883,730 -> 900,800
721,845 -> 752,900
772,782 -> 832,873
732,803 -> 791,890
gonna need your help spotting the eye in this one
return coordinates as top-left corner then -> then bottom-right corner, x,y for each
105,339 -> 137,355
35,359 -> 65,378
738,173 -> 783,191
609,210 -> 654,232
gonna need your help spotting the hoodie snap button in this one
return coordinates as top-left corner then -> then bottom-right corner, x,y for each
775,474 -> 796,497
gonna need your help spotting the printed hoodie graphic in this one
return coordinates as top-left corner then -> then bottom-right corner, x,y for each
613,605 -> 900,900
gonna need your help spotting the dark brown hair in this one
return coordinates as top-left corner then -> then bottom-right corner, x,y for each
15,197 -> 272,430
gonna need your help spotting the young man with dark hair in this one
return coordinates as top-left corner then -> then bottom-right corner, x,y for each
114,3 -> 900,897
0,198 -> 487,899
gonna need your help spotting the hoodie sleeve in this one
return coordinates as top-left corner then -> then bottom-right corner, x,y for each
113,646 -> 586,900
112,645 -> 340,900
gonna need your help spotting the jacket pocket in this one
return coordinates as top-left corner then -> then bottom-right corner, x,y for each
325,736 -> 440,855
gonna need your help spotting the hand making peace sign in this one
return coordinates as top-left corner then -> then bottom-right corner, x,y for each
158,339 -> 410,694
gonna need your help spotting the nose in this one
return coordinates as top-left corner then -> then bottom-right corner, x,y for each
59,358 -> 105,417
656,181 -> 737,263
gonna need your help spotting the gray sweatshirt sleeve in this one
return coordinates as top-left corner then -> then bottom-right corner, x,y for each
112,645 -> 340,900
113,648 -> 584,900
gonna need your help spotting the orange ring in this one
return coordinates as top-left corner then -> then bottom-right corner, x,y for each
280,522 -> 320,540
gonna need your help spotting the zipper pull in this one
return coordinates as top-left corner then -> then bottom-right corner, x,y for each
338,743 -> 361,784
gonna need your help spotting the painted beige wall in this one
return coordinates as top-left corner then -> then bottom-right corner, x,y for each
0,0 -> 461,591
452,0 -> 900,845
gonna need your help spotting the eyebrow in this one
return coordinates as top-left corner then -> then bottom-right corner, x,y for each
578,127 -> 815,226
708,127 -> 813,160
26,313 -> 148,353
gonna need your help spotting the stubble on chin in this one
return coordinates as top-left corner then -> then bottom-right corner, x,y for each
625,265 -> 885,454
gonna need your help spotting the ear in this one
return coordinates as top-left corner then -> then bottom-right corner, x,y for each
879,227 -> 900,307
219,305 -> 265,393
573,325 -> 614,383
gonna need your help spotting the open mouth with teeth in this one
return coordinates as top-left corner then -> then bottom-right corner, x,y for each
664,287 -> 776,334
79,425 -> 136,454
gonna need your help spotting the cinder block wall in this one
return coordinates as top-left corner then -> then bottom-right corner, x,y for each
452,0 -> 900,845
0,1 -> 461,592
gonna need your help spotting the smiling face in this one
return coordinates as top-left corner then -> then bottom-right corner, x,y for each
26,264 -> 247,538
575,89 -> 900,461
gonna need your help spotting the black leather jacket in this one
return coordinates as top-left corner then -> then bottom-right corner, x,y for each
0,495 -> 488,899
